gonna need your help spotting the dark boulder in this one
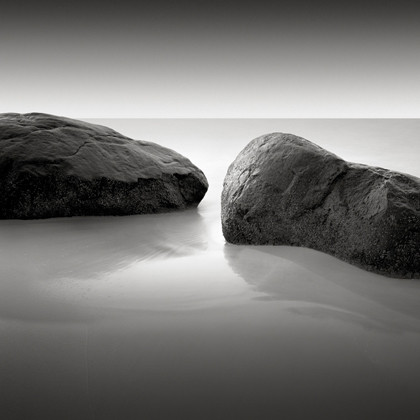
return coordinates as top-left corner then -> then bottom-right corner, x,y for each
0,113 -> 208,218
222,133 -> 420,278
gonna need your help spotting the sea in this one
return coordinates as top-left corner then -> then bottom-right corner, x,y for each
1,119 -> 420,419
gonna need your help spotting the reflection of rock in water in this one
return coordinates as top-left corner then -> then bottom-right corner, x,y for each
2,209 -> 207,278
224,243 -> 420,331
0,209 -> 207,322
224,243 -> 352,307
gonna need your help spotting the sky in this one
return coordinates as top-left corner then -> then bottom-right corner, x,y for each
1,1 -> 419,117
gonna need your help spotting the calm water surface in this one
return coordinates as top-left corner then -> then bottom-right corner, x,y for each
1,119 -> 420,419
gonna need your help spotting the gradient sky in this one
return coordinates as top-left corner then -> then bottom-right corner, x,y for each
1,1 -> 419,117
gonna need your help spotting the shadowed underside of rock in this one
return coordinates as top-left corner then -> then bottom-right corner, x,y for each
0,113 -> 208,218
222,133 -> 420,279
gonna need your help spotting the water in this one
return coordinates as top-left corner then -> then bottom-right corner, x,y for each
1,119 -> 420,419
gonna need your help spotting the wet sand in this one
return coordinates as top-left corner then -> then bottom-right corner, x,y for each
1,119 -> 420,419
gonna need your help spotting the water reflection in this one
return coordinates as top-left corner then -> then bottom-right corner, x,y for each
224,244 -> 420,333
0,209 -> 207,322
1,209 -> 207,278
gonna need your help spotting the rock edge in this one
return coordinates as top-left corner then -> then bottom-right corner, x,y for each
222,133 -> 420,279
0,113 -> 208,219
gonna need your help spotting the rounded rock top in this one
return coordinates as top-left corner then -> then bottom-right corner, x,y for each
222,132 -> 420,279
0,113 -> 208,218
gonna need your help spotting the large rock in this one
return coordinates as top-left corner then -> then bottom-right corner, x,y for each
0,113 -> 208,218
222,133 -> 420,278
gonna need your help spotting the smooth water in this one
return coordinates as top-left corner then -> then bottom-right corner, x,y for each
1,119 -> 420,419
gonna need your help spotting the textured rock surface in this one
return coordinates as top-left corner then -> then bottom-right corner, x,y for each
222,133 -> 420,278
0,113 -> 208,218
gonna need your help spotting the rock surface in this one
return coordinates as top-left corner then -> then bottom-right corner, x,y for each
222,133 -> 420,278
0,113 -> 208,218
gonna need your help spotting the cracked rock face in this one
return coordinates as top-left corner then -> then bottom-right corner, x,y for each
0,113 -> 208,219
222,133 -> 420,278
